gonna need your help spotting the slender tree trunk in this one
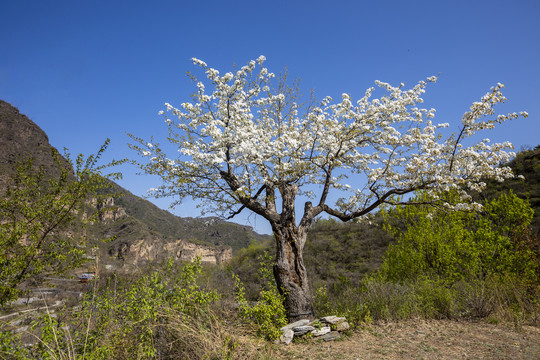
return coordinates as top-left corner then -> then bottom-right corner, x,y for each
271,223 -> 314,322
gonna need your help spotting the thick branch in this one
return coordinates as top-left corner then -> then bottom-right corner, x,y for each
322,187 -> 420,222
226,185 -> 266,219
299,201 -> 321,232
265,183 -> 277,214
280,183 -> 298,224
318,167 -> 333,207
220,170 -> 279,222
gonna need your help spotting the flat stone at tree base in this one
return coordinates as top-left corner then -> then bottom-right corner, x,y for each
320,316 -> 338,323
277,316 -> 348,345
293,325 -> 316,335
311,326 -> 331,336
320,331 -> 341,341
280,319 -> 310,332
320,316 -> 346,325
280,329 -> 294,345
336,321 -> 350,331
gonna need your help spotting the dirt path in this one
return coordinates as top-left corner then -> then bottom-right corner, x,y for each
266,320 -> 540,360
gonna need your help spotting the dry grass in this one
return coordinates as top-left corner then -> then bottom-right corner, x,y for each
253,319 -> 540,360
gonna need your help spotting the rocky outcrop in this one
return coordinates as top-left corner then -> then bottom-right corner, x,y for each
178,241 -> 232,264
108,237 -> 232,266
97,197 -> 127,223
95,197 -> 232,266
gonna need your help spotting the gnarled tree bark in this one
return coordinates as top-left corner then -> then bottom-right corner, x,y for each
270,183 -> 315,321
272,223 -> 313,321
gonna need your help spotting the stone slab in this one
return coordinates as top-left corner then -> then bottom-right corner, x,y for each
320,331 -> 341,342
311,326 -> 331,337
280,319 -> 310,332
280,329 -> 294,345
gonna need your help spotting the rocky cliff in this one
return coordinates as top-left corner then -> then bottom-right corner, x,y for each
0,99 -> 264,269
91,196 -> 233,267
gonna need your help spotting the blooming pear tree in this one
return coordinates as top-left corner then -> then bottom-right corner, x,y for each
129,56 -> 527,320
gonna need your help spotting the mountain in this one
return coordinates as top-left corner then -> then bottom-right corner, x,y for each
0,99 -> 270,269
0,100 -> 71,186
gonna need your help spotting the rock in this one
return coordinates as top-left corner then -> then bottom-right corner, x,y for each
311,326 -> 331,337
320,331 -> 341,342
276,317 -> 349,345
320,315 -> 338,323
320,316 -> 346,325
293,325 -> 316,335
280,329 -> 294,345
336,321 -> 350,331
280,319 -> 310,332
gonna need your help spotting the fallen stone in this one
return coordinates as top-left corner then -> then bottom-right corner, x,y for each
280,329 -> 294,345
336,321 -> 350,331
311,326 -> 331,337
320,331 -> 341,342
320,315 -> 338,323
320,316 -> 346,325
280,319 -> 310,332
293,325 -> 316,335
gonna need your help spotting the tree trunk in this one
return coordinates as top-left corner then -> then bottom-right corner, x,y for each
272,223 -> 314,322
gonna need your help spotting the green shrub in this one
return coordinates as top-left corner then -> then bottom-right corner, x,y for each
368,190 -> 539,322
6,258 -> 234,360
226,240 -> 273,299
0,144 -> 121,306
0,330 -> 29,360
381,191 -> 537,285
233,252 -> 287,340
413,277 -> 455,319
359,276 -> 417,320
313,282 -> 373,328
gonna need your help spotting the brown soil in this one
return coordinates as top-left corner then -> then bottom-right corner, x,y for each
242,320 -> 540,360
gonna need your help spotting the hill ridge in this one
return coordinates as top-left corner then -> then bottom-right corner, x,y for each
0,99 -> 269,269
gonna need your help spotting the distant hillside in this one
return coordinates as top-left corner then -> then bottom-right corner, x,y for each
229,213 -> 393,299
304,215 -> 393,286
0,99 -> 270,269
0,100 -> 71,187
102,180 -> 268,250
478,145 -> 540,234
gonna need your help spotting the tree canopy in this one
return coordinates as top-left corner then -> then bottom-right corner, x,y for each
130,56 -> 527,225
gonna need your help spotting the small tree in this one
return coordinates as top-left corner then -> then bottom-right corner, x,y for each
129,56 -> 527,320
0,142 -> 120,306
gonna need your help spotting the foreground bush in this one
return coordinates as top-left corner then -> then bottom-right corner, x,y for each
313,273 -> 539,328
233,252 -> 287,341
1,258 -> 245,360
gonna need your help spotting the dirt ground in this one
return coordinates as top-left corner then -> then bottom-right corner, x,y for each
246,320 -> 540,360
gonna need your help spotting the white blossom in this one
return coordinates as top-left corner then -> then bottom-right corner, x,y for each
130,56 -> 526,220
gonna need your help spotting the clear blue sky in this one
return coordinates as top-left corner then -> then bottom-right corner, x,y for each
1,0 -> 538,234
